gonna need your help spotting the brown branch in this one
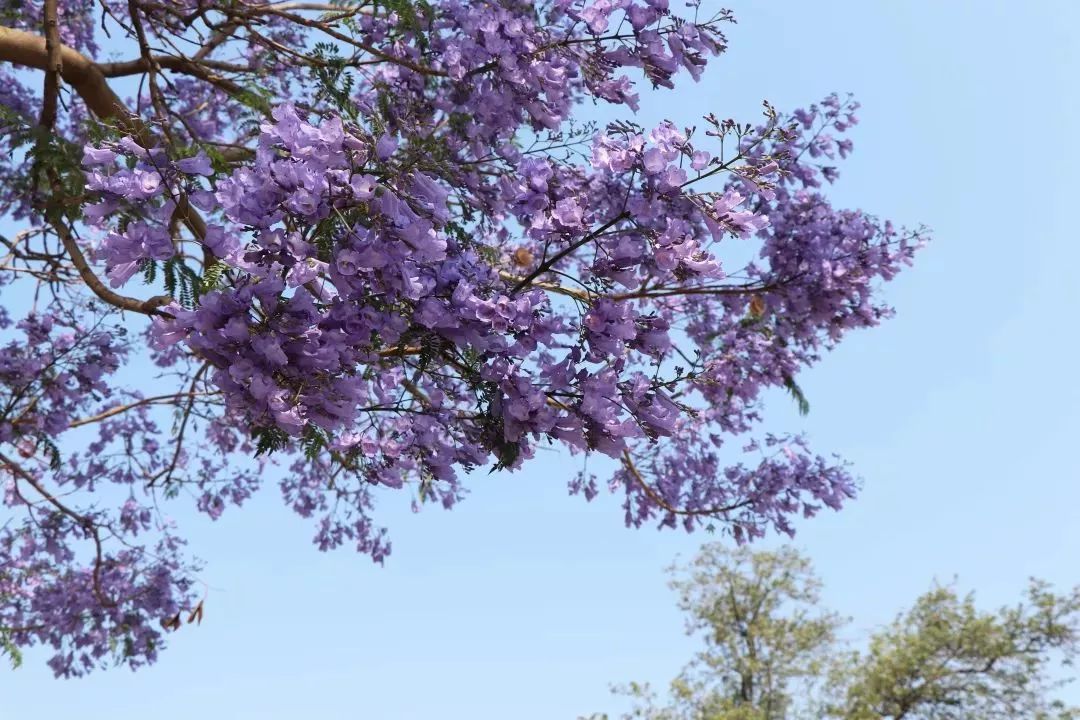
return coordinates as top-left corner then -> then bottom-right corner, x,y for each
148,363 -> 209,488
378,345 -> 423,358
0,25 -> 210,245
2,26 -> 135,130
498,270 -> 591,302
68,390 -> 220,428
263,1 -> 372,12
621,450 -> 753,517
52,216 -> 172,315
23,4 -> 169,315
500,270 -> 776,304
400,378 -> 430,407
252,6 -> 447,78
608,282 -> 780,302
39,0 -> 61,130
0,451 -> 117,608
512,211 -> 631,294
97,54 -> 252,77
0,623 -> 47,634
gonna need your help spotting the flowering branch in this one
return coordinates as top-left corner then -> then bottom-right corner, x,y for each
0,0 -> 924,676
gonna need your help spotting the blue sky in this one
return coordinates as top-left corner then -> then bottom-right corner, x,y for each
3,1 -> 1080,717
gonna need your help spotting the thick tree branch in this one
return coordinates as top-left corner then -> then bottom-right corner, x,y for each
39,0 -> 61,130
2,26 -> 134,128
23,7 -> 170,315
52,214 -> 172,315
0,25 -> 209,245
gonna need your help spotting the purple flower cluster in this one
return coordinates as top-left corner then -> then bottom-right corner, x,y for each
0,310 -> 204,675
0,1 -> 925,674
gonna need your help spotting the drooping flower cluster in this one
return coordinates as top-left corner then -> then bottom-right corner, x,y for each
0,310 -> 204,676
0,0 -> 925,675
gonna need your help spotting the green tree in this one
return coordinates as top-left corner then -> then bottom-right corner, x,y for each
838,579 -> 1080,720
587,545 -> 1080,720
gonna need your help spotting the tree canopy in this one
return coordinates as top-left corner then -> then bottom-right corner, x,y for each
589,545 -> 1080,720
0,1 -> 923,676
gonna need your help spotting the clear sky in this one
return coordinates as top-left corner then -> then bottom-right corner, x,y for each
3,1 -> 1080,718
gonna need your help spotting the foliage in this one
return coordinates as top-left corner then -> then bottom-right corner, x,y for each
587,545 -> 1080,720
839,579 -> 1080,720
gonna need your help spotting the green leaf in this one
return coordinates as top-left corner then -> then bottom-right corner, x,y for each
252,426 -> 290,457
200,260 -> 228,295
783,374 -> 810,416
0,629 -> 23,669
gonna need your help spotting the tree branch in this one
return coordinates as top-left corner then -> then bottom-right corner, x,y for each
52,212 -> 173,315
0,451 -> 116,608
621,450 -> 754,517
0,25 -> 210,244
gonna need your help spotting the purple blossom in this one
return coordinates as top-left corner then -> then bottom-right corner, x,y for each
0,1 -> 925,677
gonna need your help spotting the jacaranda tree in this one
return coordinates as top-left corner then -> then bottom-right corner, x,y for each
0,0 -> 925,676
